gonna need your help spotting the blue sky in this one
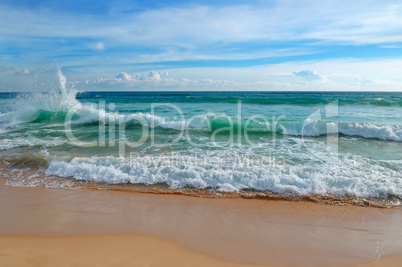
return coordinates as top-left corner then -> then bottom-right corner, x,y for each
1,0 -> 402,91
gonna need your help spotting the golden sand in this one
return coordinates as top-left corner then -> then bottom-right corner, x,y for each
0,179 -> 401,266
0,235 -> 263,267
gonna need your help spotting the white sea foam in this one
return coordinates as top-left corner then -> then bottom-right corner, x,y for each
0,137 -> 69,150
45,146 -> 402,200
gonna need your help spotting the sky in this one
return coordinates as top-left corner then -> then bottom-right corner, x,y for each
1,0 -> 402,91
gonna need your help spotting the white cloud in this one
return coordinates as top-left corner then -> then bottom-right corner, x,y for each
2,0 -> 402,80
103,71 -> 167,83
2,1 -> 402,50
95,42 -> 105,50
94,71 -> 176,88
70,58 -> 402,91
293,70 -> 327,82
3,58 -> 402,92
15,68 -> 31,75
88,71 -> 237,90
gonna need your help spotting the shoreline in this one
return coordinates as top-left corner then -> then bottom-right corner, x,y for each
1,179 -> 402,266
2,166 -> 396,208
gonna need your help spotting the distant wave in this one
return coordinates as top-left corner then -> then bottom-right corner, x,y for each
1,104 -> 401,142
76,93 -> 402,107
281,120 -> 402,142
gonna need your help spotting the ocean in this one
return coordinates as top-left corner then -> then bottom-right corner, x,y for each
0,70 -> 401,207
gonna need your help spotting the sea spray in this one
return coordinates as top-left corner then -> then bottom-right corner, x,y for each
0,68 -> 80,124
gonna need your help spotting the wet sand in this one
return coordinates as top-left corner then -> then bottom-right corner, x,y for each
0,179 -> 402,266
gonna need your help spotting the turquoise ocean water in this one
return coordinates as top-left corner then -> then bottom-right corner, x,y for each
0,71 -> 401,206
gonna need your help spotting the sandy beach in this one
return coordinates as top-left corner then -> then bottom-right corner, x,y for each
1,179 -> 402,266
2,0 -> 402,266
